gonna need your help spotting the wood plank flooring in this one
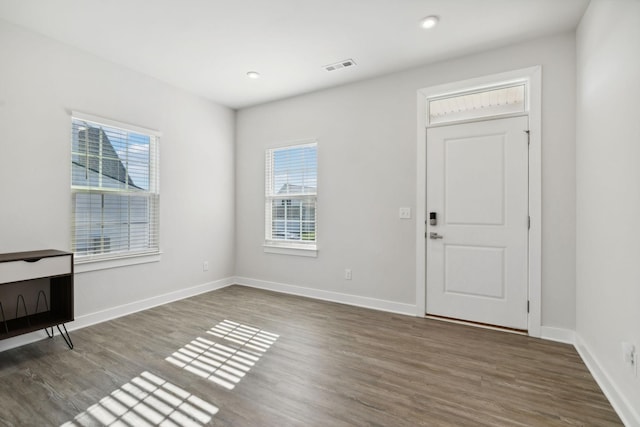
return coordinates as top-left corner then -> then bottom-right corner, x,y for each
0,285 -> 622,426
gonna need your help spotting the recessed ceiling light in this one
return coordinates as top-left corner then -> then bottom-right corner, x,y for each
246,71 -> 260,79
420,15 -> 440,29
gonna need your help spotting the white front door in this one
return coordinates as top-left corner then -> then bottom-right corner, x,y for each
426,116 -> 529,330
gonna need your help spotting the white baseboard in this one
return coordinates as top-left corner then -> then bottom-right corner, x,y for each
0,276 -> 234,353
234,276 -> 417,316
575,334 -> 640,427
540,326 -> 576,344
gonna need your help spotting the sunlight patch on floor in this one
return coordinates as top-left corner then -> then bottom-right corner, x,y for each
166,320 -> 279,390
61,371 -> 218,427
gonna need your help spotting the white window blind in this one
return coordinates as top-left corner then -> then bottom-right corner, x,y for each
429,84 -> 526,125
265,142 -> 317,247
71,113 -> 160,262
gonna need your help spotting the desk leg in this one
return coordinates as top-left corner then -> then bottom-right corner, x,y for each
56,324 -> 73,349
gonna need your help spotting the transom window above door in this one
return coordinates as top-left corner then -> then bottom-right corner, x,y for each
428,84 -> 526,125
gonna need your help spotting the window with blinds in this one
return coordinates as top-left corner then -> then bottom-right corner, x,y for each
71,113 -> 160,262
265,142 -> 317,247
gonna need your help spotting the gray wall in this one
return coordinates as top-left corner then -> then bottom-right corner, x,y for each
0,20 -> 235,320
576,0 -> 640,420
236,32 -> 577,330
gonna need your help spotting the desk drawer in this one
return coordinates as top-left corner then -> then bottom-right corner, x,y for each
0,255 -> 71,284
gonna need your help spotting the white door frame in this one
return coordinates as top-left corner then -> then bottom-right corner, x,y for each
415,66 -> 542,337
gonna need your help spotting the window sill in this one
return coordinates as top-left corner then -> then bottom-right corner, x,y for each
263,243 -> 317,258
74,252 -> 161,273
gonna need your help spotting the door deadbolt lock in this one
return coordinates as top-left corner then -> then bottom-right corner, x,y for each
429,212 -> 437,226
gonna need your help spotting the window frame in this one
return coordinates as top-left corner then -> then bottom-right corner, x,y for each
70,111 -> 161,270
264,141 -> 318,257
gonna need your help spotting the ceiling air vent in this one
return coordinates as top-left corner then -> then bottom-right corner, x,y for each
323,59 -> 356,72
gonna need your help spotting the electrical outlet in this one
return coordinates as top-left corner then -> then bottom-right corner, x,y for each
622,342 -> 634,364
399,207 -> 411,219
345,268 -> 352,280
203,261 -> 209,272
622,342 -> 636,376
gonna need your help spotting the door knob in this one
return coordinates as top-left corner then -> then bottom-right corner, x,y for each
429,232 -> 443,239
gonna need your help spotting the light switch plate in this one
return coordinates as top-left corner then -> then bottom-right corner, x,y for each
399,207 -> 411,219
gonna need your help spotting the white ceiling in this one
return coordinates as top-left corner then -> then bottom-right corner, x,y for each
0,0 -> 589,109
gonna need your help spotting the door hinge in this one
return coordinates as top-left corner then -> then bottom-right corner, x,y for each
525,130 -> 530,146
527,300 -> 530,313
528,216 -> 531,229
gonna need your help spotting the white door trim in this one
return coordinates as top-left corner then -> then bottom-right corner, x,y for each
415,66 -> 542,337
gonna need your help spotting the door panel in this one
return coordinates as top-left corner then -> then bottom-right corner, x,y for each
445,135 -> 505,225
426,116 -> 529,330
445,245 -> 505,298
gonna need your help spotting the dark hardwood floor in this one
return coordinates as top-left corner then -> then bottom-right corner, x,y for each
0,285 -> 622,426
